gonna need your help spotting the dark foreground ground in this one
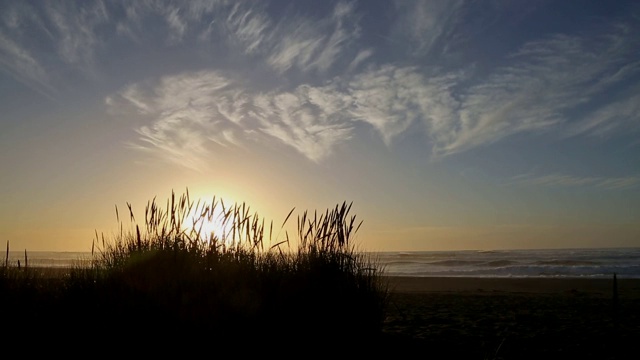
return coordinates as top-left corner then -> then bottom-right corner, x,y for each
3,272 -> 639,358
379,276 -> 640,359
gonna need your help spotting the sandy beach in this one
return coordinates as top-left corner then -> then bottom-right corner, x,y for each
380,276 -> 640,359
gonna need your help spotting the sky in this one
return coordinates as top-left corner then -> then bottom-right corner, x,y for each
1,0 -> 639,253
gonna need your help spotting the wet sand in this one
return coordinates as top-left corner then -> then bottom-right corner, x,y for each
385,276 -> 640,297
380,276 -> 640,359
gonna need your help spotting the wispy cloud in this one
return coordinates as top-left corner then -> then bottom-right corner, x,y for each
392,0 -> 464,56
0,1 -> 109,95
107,71 -> 355,168
106,71 -> 248,172
347,48 -> 373,72
567,91 -> 640,138
510,173 -> 640,190
5,0 -> 638,167
107,64 -> 454,168
0,31 -> 55,98
348,65 -> 460,146
112,1 -> 364,75
224,3 -> 271,54
44,1 -> 108,71
596,176 -> 640,190
106,39 -> 639,171
429,21 -> 640,157
165,6 -> 187,44
250,87 -> 354,162
223,1 -> 362,74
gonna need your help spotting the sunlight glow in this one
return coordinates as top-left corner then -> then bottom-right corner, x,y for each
183,194 -> 237,244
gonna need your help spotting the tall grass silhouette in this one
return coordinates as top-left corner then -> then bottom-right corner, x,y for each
1,189 -> 389,348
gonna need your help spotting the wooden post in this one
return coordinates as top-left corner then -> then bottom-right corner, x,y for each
613,272 -> 619,328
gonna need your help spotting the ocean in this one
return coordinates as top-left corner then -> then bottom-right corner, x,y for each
5,247 -> 640,279
4,251 -> 94,268
373,247 -> 640,279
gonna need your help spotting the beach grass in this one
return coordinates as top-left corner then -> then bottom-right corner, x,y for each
1,190 -> 390,350
3,190 -> 639,357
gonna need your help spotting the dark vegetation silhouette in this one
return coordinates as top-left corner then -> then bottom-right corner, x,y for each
1,189 -> 391,352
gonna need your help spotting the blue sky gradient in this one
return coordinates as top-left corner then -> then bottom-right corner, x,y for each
1,0 -> 638,251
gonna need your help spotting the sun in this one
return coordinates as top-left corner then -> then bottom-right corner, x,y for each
183,195 -> 237,243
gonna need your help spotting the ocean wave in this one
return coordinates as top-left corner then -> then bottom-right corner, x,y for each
384,264 -> 640,278
427,260 -> 485,266
482,260 -> 516,267
535,259 -> 600,266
